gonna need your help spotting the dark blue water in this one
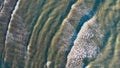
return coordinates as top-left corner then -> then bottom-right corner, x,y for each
0,1 -> 4,12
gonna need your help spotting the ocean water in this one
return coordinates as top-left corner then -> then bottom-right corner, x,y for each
0,0 -> 119,68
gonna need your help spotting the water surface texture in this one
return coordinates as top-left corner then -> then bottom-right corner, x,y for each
0,0 -> 120,68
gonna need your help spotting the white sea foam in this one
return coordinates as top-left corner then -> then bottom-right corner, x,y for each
4,0 -> 21,61
66,16 -> 102,68
46,61 -> 52,68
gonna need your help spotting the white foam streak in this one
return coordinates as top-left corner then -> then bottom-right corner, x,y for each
66,16 -> 102,68
4,0 -> 21,61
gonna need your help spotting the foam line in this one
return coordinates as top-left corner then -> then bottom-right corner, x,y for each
4,0 -> 20,61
